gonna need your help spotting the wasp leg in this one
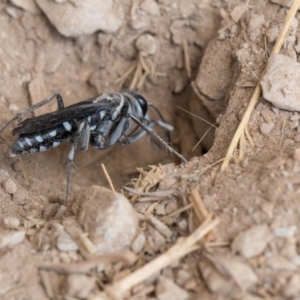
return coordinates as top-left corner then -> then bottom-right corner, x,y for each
0,94 -> 65,135
65,120 -> 88,201
129,114 -> 187,163
120,120 -> 155,145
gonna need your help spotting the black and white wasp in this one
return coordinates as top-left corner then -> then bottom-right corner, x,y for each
0,90 -> 186,198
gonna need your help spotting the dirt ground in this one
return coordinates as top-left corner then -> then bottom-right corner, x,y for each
1,0 -> 300,299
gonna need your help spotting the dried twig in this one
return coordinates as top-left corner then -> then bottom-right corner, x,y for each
101,163 -> 115,192
38,253 -> 136,275
106,216 -> 220,299
221,0 -> 300,171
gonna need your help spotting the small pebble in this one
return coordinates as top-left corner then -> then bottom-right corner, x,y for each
57,232 -> 79,252
293,148 -> 300,162
0,230 -> 25,248
148,215 -> 173,239
273,225 -> 297,238
8,103 -> 19,112
283,274 -> 300,298
231,224 -> 271,258
67,274 -> 96,298
2,178 -> 17,194
260,122 -> 274,135
267,255 -> 296,271
131,233 -> 146,253
135,34 -> 157,56
13,188 -> 29,205
156,276 -> 189,300
3,217 -> 20,229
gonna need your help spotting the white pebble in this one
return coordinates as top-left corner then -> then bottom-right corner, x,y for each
0,230 -> 25,248
3,217 -> 20,229
260,122 -> 274,135
2,178 -> 17,194
57,232 -> 78,252
273,225 -> 297,238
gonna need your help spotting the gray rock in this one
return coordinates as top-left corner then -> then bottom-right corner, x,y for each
35,0 -> 123,37
68,186 -> 138,254
261,54 -> 300,112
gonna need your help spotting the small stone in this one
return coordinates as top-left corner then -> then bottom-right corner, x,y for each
10,0 -> 40,14
67,274 -> 96,298
140,0 -> 160,15
261,54 -> 300,112
2,178 -> 17,194
267,255 -> 296,271
273,225 -> 297,238
68,186 -> 138,254
260,122 -> 274,135
176,270 -> 191,286
3,217 -> 20,229
283,274 -> 300,298
231,224 -> 271,258
57,232 -> 79,252
13,188 -> 29,205
131,233 -> 146,253
150,226 -> 166,250
156,276 -> 189,300
36,0 -> 123,37
135,34 -> 157,56
148,215 -> 173,239
293,148 -> 300,162
8,104 -> 19,112
0,230 -> 25,248
5,6 -> 19,19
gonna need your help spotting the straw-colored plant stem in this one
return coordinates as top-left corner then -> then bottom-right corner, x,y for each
221,0 -> 300,172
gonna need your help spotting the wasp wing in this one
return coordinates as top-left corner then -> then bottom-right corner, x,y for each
12,100 -> 113,135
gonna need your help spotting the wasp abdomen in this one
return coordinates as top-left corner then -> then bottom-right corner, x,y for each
12,121 -> 77,155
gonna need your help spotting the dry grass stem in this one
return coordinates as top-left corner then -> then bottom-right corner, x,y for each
192,123 -> 215,151
38,254 -> 134,275
77,233 -> 97,254
221,0 -> 300,171
160,203 -> 193,221
189,189 -> 208,223
40,270 -> 55,298
115,63 -> 137,86
244,124 -> 254,147
178,106 -> 231,139
101,163 -> 115,192
106,216 -> 219,299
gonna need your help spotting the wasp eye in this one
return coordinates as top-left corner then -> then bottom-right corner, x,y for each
137,94 -> 148,116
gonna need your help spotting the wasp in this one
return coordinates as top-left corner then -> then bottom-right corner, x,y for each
0,90 -> 187,198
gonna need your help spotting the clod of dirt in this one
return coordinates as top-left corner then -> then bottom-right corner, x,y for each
260,122 -> 274,135
261,54 -> 300,112
231,224 -> 272,258
35,0 -> 123,37
156,276 -> 189,300
68,186 -> 138,254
